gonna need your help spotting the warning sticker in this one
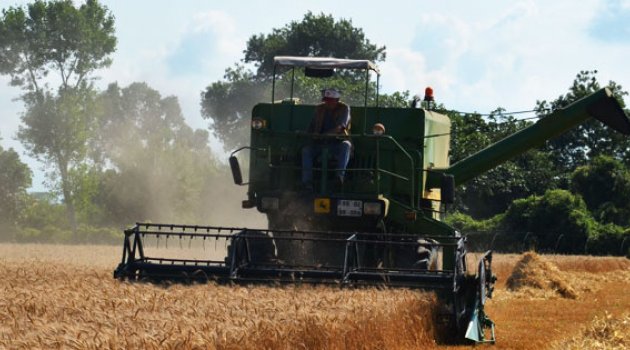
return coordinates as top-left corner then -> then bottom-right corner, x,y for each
314,198 -> 331,214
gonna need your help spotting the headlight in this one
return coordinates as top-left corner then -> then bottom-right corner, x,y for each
252,118 -> 266,130
372,123 -> 385,136
363,202 -> 382,215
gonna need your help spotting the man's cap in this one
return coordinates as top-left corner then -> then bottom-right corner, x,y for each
321,88 -> 342,99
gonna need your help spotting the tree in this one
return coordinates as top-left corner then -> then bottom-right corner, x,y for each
0,143 -> 32,231
18,89 -> 98,234
243,11 -> 385,77
0,0 -> 116,93
201,12 -> 387,150
503,189 -> 596,253
571,155 -> 630,226
0,0 -> 116,238
92,82 -> 220,225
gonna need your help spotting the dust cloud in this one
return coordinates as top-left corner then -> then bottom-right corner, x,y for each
201,173 -> 267,229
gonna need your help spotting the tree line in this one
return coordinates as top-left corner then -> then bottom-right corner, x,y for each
0,2 -> 628,256
0,0 -> 222,243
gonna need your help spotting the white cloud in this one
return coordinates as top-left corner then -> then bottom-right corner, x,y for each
97,10 -> 243,134
190,10 -> 242,59
189,11 -> 243,76
193,11 -> 234,31
388,0 -> 630,114
339,0 -> 630,115
379,48 -> 427,93
379,47 -> 454,98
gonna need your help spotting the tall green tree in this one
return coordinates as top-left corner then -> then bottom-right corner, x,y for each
0,0 -> 116,237
201,12 -> 387,150
0,142 -> 33,231
244,11 -> 385,77
0,0 -> 116,93
18,89 -> 98,234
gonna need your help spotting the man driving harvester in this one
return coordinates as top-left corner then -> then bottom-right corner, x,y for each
302,88 -> 352,190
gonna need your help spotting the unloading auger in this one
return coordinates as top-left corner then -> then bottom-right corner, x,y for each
115,56 -> 630,343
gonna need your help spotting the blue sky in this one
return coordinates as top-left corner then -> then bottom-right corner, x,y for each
1,0 -> 630,191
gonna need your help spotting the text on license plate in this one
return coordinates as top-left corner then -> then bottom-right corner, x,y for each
337,200 -> 362,217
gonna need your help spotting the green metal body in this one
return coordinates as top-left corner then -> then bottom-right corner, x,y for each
244,103 -> 454,234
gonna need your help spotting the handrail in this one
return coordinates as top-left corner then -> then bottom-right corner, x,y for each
262,131 -> 416,207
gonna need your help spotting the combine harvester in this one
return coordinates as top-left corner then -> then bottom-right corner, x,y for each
114,56 -> 630,343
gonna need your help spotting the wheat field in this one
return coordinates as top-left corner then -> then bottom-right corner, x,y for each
1,243 -> 629,349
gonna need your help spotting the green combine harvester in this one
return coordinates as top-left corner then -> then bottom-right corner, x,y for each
114,56 -> 630,343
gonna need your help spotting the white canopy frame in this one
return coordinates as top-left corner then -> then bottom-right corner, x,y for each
273,56 -> 380,74
271,56 -> 381,133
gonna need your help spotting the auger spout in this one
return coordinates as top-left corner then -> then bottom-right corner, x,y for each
427,88 -> 630,187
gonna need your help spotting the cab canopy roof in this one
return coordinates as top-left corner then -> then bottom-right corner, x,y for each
273,56 -> 380,74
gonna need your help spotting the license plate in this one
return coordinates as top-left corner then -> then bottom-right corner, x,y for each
337,200 -> 362,217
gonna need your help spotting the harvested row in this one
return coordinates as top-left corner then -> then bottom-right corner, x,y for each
494,252 -> 630,301
506,251 -> 579,299
551,312 -> 630,350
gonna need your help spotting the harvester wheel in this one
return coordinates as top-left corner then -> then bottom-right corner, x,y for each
434,274 -> 476,344
450,275 -> 477,341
